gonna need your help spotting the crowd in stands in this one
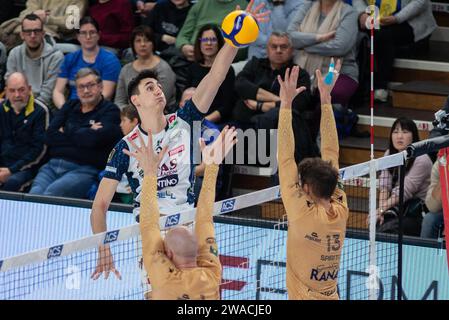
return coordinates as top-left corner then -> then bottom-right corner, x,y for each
0,0 -> 445,239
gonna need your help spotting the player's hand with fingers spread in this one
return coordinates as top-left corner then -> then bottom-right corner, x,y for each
236,0 -> 271,24
316,58 -> 342,105
91,244 -> 122,280
200,126 -> 238,166
123,130 -> 168,176
277,66 -> 307,108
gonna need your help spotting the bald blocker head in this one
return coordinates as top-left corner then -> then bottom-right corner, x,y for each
164,226 -> 198,261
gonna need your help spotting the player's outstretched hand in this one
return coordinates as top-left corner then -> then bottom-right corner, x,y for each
236,0 -> 271,23
277,66 -> 307,108
200,126 -> 238,165
91,244 -> 122,281
123,130 -> 168,176
315,58 -> 341,104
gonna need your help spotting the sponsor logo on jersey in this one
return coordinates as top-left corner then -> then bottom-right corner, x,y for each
165,213 -> 180,227
310,265 -> 339,282
305,232 -> 321,243
159,159 -> 178,176
47,245 -> 64,259
155,138 -> 163,153
169,145 -> 185,157
157,174 -> 179,190
104,230 -> 120,244
168,114 -> 178,129
128,131 -> 139,141
105,166 -> 117,174
157,190 -> 177,200
221,199 -> 236,213
107,148 -> 116,163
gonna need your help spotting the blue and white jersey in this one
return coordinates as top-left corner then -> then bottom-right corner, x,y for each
104,99 -> 206,215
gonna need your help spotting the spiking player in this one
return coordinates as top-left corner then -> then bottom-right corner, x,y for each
277,61 -> 349,300
123,126 -> 237,299
90,0 -> 269,281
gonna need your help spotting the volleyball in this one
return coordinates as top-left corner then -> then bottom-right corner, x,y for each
221,10 -> 259,48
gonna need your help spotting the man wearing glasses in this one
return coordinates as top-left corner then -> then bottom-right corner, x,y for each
6,14 -> 64,109
53,16 -> 121,110
29,68 -> 122,198
232,32 -> 316,164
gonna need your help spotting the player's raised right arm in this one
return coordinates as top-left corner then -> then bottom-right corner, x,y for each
122,131 -> 168,272
316,59 -> 342,170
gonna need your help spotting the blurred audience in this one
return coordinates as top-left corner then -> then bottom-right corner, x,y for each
89,0 -> 135,50
248,0 -> 303,59
233,32 -> 317,164
353,0 -> 437,102
52,16 -> 122,109
30,68 -> 122,198
376,117 -> 432,236
0,72 -> 49,192
143,0 -> 192,60
421,160 -> 445,239
181,24 -> 235,124
288,0 -> 359,106
6,14 -> 64,108
114,25 -> 176,111
0,0 -> 89,50
0,42 -> 6,92
175,0 -> 248,62
0,0 -> 16,25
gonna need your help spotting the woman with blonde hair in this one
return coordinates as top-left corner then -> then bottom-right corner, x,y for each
287,0 -> 359,106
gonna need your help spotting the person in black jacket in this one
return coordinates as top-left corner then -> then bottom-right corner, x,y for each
29,67 -> 122,199
143,0 -> 192,56
232,31 -> 317,163
0,72 -> 49,191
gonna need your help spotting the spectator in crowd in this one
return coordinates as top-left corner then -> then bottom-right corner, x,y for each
0,0 -> 89,50
0,72 -> 49,192
287,0 -> 359,107
6,14 -> 64,108
376,117 -> 432,236
0,42 -> 6,92
181,24 -> 235,124
353,0 -> 437,102
30,68 -> 122,198
116,105 -> 141,203
232,32 -> 316,163
132,0 -> 158,19
421,160 -> 445,239
143,0 -> 192,59
115,25 -> 176,111
89,0 -> 135,50
175,0 -> 248,62
248,0 -> 303,59
52,16 -> 122,109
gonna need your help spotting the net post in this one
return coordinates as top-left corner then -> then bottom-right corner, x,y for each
368,159 -> 377,300
397,163 -> 406,301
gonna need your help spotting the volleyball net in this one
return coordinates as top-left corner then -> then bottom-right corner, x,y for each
0,151 -> 429,300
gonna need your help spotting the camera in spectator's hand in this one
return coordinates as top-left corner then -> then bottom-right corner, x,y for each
433,109 -> 449,131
